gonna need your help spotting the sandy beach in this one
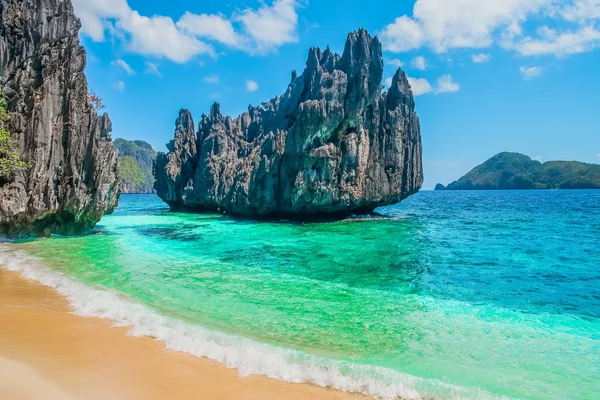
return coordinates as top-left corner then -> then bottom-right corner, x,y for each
0,268 -> 362,400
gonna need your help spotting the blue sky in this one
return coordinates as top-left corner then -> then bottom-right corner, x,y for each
74,0 -> 600,189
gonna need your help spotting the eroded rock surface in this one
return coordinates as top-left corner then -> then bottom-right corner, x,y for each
155,29 -> 423,217
0,0 -> 119,236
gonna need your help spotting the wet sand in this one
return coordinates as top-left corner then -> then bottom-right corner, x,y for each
0,268 -> 363,400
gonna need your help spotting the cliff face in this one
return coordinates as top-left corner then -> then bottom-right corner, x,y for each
438,152 -> 600,190
155,30 -> 423,217
114,139 -> 157,194
0,0 -> 119,236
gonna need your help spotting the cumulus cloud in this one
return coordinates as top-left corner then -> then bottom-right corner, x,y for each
203,74 -> 220,84
73,0 -> 301,62
507,25 -> 600,56
408,77 -> 433,95
407,74 -> 460,96
435,75 -> 461,93
596,153 -> 600,161
379,0 -> 600,58
520,66 -> 544,79
411,56 -> 427,70
236,0 -> 300,53
73,0 -> 214,63
246,80 -> 259,92
177,12 -> 240,47
111,59 -> 135,75
387,58 -> 404,68
73,0 -> 130,42
380,15 -> 425,53
560,0 -> 600,22
380,0 -> 549,53
472,53 -> 491,63
119,11 -> 215,63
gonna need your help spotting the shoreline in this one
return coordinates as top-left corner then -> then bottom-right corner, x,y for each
0,267 -> 363,400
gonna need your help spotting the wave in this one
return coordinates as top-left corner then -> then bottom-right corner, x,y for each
0,244 -> 506,400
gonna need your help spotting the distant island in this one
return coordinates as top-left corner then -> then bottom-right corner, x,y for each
114,139 -> 157,194
436,152 -> 600,190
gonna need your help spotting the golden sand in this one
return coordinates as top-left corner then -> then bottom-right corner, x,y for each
0,269 -> 364,400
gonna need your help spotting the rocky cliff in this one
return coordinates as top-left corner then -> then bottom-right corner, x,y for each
114,139 -> 157,194
155,29 -> 423,217
0,0 -> 119,236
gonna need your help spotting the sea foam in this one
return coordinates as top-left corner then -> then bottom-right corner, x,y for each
0,244 -> 505,400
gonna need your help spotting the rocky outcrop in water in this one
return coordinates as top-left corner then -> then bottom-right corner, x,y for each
155,29 -> 423,217
0,0 -> 119,236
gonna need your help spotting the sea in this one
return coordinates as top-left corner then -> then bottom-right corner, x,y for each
1,191 -> 599,400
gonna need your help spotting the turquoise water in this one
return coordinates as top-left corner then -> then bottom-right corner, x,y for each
6,191 -> 600,399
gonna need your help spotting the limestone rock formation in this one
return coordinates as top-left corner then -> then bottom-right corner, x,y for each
155,29 -> 423,217
0,0 -> 119,236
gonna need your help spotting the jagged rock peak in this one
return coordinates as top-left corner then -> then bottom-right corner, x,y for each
0,0 -> 119,236
154,29 -> 423,218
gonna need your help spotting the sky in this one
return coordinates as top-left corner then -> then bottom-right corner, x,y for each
74,0 -> 600,189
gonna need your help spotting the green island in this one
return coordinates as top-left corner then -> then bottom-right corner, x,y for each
437,152 -> 600,190
114,139 -> 157,194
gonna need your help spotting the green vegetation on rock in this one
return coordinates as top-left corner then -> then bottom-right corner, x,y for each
438,152 -> 600,190
114,139 -> 157,193
0,92 -> 29,177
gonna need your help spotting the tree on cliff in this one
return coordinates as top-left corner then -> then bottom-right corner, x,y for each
89,91 -> 106,112
0,93 -> 28,177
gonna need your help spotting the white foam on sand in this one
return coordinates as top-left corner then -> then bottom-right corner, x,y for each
0,244 -> 507,400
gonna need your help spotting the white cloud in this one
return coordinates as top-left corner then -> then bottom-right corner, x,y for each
472,53 -> 491,63
507,25 -> 600,56
407,74 -> 460,96
384,77 -> 394,87
379,0 -> 550,53
73,0 -> 213,63
236,0 -> 300,53
73,0 -> 301,62
520,66 -> 544,79
203,74 -> 220,84
145,62 -> 161,76
379,0 -> 600,58
535,154 -> 543,161
118,11 -> 215,63
177,12 -> 240,47
407,77 -> 433,96
111,59 -> 135,75
411,56 -> 427,70
73,0 -> 130,42
435,74 -> 461,93
246,80 -> 259,92
379,15 -> 425,52
560,0 -> 600,22
596,153 -> 600,161
387,58 -> 404,68
113,80 -> 125,91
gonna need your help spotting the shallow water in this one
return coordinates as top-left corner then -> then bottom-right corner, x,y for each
6,191 -> 600,399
